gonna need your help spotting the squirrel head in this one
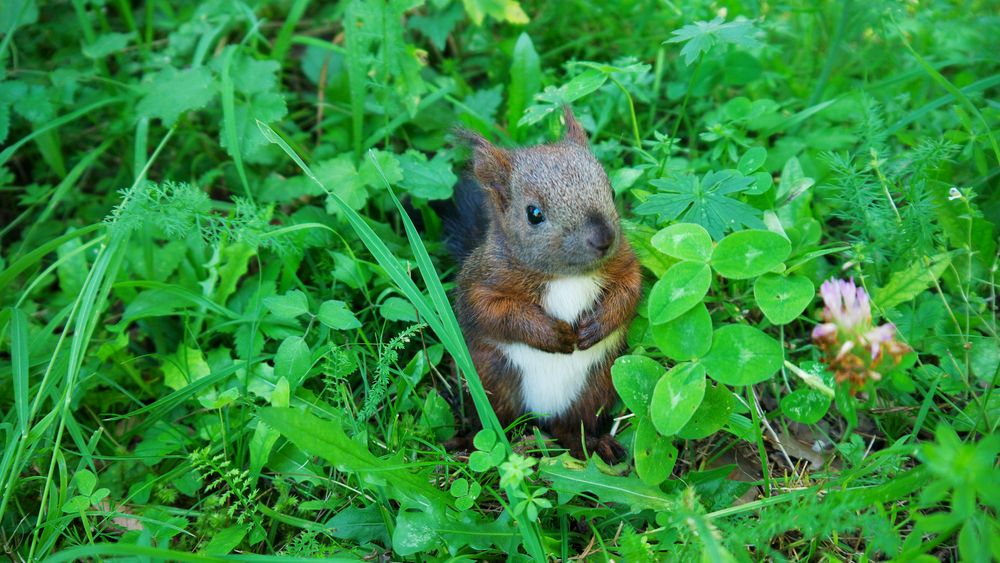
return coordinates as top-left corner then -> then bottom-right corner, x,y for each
461,107 -> 621,277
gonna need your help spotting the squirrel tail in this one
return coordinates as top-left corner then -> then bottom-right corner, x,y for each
436,176 -> 489,263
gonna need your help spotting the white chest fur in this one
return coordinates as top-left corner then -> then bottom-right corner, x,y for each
499,275 -> 623,419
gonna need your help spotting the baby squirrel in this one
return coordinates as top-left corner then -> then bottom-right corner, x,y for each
444,107 -> 642,463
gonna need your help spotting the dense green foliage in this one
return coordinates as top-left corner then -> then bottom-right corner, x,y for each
1,0 -> 998,560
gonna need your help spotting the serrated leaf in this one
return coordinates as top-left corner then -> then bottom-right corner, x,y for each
711,229 -> 791,279
650,223 -> 713,262
665,16 -> 763,65
137,66 -> 216,125
633,416 -> 677,486
541,460 -> 677,512
220,91 -> 287,162
611,355 -> 665,415
753,273 -> 814,324
701,324 -> 783,385
359,149 -> 403,188
650,363 -> 706,436
651,302 -> 712,360
873,253 -> 951,310
259,407 -> 451,510
397,151 -> 457,200
647,261 -> 711,324
519,70 -> 607,127
162,346 -> 212,391
317,156 -> 368,212
229,55 -> 281,95
263,290 -> 309,320
317,300 -> 361,330
635,170 -> 763,240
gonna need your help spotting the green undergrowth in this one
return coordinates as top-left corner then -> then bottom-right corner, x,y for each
1,0 -> 998,560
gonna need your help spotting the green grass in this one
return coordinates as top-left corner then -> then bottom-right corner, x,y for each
1,0 -> 998,560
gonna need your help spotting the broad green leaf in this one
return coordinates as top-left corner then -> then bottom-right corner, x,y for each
635,170 -> 764,240
137,66 -> 216,125
229,55 -> 281,95
220,91 -> 287,162
776,156 -> 814,201
200,525 -> 247,555
61,496 -> 90,513
82,32 -> 133,59
541,460 -> 677,512
380,296 -> 419,322
738,147 -> 767,174
650,223 -> 713,262
780,388 -> 831,424
317,300 -> 361,330
873,253 -> 951,310
274,336 -> 311,389
633,416 -> 678,486
409,4 -> 464,50
263,290 -> 309,320
701,324 -> 782,385
650,363 -> 706,436
711,229 -> 791,279
677,383 -> 734,439
359,149 -> 403,188
259,407 -> 451,510
519,70 -> 608,127
753,273 -> 814,324
317,155 -> 368,212
461,0 -> 529,25
397,151 -> 457,200
651,302 -> 713,360
665,16 -> 763,66
611,355 -> 665,415
75,470 -> 97,497
507,32 -> 541,137
162,346 -> 211,391
647,261 -> 711,324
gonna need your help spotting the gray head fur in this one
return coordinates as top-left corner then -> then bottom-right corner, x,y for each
464,108 -> 620,276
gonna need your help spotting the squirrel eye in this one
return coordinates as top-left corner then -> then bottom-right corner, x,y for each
526,205 -> 545,225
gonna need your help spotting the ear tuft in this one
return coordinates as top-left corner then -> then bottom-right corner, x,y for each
562,106 -> 589,145
456,128 -> 512,204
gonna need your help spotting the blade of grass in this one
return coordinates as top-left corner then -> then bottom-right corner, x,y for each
10,308 -> 29,436
0,96 -> 123,169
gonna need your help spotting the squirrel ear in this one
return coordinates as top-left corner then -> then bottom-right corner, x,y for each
562,106 -> 589,145
457,129 -> 512,205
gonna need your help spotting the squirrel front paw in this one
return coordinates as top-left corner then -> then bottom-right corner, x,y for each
586,434 -> 626,464
539,319 -> 577,354
576,312 -> 606,350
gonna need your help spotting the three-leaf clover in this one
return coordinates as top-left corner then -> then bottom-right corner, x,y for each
468,429 -> 506,472
62,470 -> 109,513
449,477 -> 483,511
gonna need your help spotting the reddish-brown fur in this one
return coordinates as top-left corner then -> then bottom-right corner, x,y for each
449,109 -> 642,462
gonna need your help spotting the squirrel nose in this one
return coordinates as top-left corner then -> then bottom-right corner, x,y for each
587,222 -> 615,254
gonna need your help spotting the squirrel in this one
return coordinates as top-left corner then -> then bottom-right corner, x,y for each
443,107 -> 642,463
